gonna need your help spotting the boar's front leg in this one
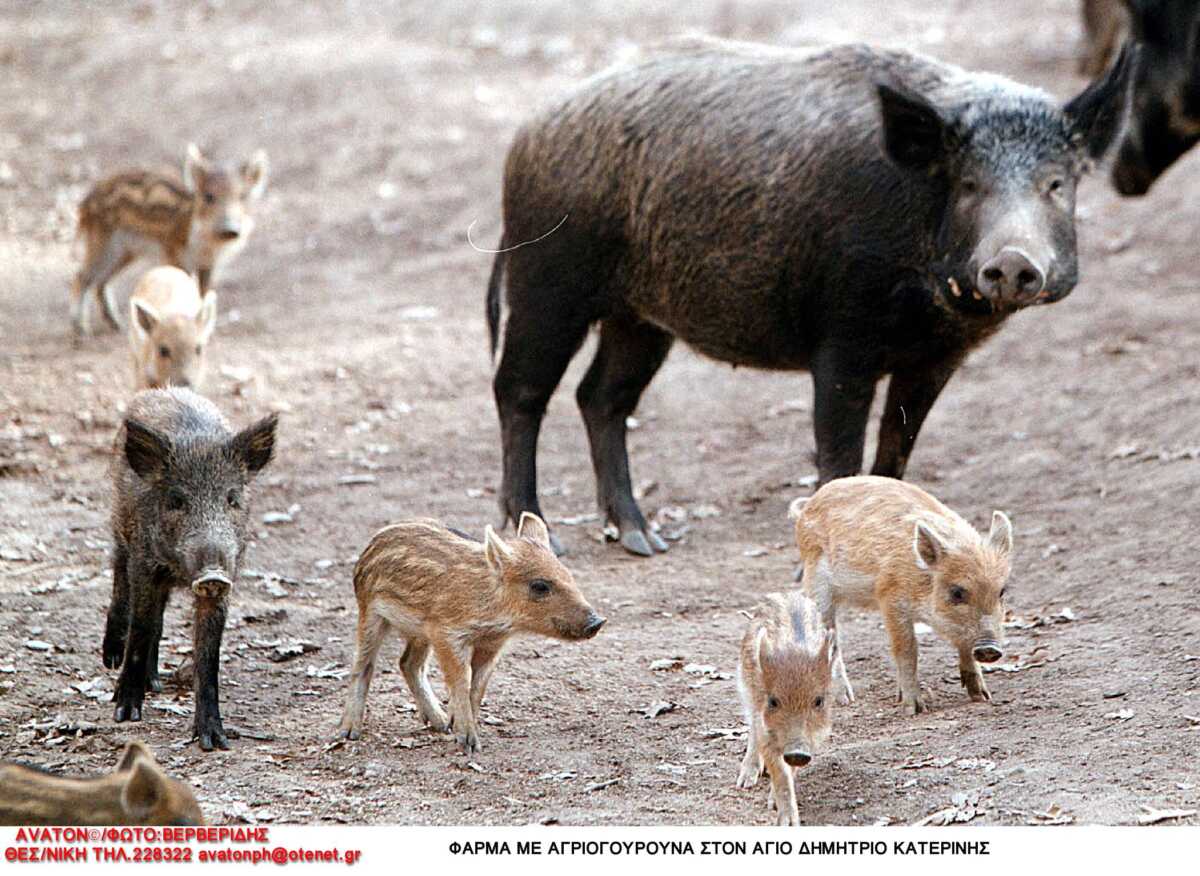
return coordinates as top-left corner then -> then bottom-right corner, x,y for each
112,561 -> 160,722
764,758 -> 800,826
103,543 -> 131,669
193,595 -> 230,751
432,637 -> 478,754
736,725 -> 764,789
871,357 -> 962,479
469,642 -> 505,721
882,600 -> 925,715
811,347 -> 878,486
957,646 -> 991,703
576,318 -> 673,557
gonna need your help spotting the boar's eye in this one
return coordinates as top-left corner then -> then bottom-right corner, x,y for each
1047,178 -> 1065,195
767,696 -> 781,710
813,696 -> 824,709
960,177 -> 979,195
226,489 -> 242,509
528,578 -> 552,598
165,489 -> 188,512
949,585 -> 967,604
158,345 -> 171,359
203,191 -> 216,205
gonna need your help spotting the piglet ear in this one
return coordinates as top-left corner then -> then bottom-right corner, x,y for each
125,418 -> 171,481
120,760 -> 167,822
912,520 -> 946,570
131,299 -> 159,342
877,82 -> 952,171
183,143 -> 208,192
988,510 -> 1014,557
197,291 -> 218,345
230,413 -> 278,475
1064,42 -> 1139,162
243,150 -> 269,200
115,740 -> 154,772
516,512 -> 552,549
752,627 -> 770,673
483,525 -> 514,573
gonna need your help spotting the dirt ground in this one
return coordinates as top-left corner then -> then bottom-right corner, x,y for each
1,0 -> 1197,827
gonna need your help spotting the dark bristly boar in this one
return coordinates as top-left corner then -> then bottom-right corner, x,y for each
0,740 -> 205,826
104,388 -> 277,751
1084,0 -> 1200,195
72,144 -> 267,336
736,591 -> 836,827
488,38 -> 1135,557
338,513 -> 604,754
793,476 -> 1013,716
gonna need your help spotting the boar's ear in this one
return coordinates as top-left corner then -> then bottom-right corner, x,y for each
125,419 -> 171,481
877,83 -> 952,171
183,143 -> 209,192
115,740 -> 154,772
243,150 -> 269,200
1064,42 -> 1139,162
197,291 -> 218,345
912,520 -> 947,570
121,760 -> 167,822
987,511 -> 1014,557
131,299 -> 159,342
516,512 -> 552,549
229,413 -> 278,476
483,524 -> 515,573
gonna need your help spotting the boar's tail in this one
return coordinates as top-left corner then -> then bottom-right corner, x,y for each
486,250 -> 505,362
787,496 -> 809,520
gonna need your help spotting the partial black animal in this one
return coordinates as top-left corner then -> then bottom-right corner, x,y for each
488,39 -> 1135,556
104,387 -> 277,750
1083,0 -> 1200,194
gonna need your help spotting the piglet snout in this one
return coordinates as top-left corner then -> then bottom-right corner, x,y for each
581,613 -> 606,639
783,750 -> 812,768
972,641 -> 1003,663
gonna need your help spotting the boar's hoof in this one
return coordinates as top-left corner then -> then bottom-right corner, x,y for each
735,764 -> 762,789
340,726 -> 362,741
113,699 -> 142,723
197,729 -> 230,752
619,528 -> 668,557
102,633 -> 126,669
456,732 -> 480,755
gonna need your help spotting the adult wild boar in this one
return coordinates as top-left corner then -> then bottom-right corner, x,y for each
488,39 -> 1135,556
1083,0 -> 1200,195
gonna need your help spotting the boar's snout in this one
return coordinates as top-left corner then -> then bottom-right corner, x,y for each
191,568 -> 232,598
783,750 -> 812,768
1111,157 -> 1154,197
581,613 -> 606,639
972,641 -> 1003,664
976,247 -> 1046,305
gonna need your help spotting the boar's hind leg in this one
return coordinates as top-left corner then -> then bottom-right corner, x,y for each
576,318 -> 673,556
811,348 -> 878,486
493,290 -> 592,556
192,596 -> 230,751
870,358 -> 961,480
400,638 -> 450,733
75,238 -> 131,335
338,612 -> 390,739
102,543 -> 131,669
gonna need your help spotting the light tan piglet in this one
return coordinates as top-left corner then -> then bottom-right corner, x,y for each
338,513 -> 605,754
128,265 -> 217,391
793,476 -> 1013,715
